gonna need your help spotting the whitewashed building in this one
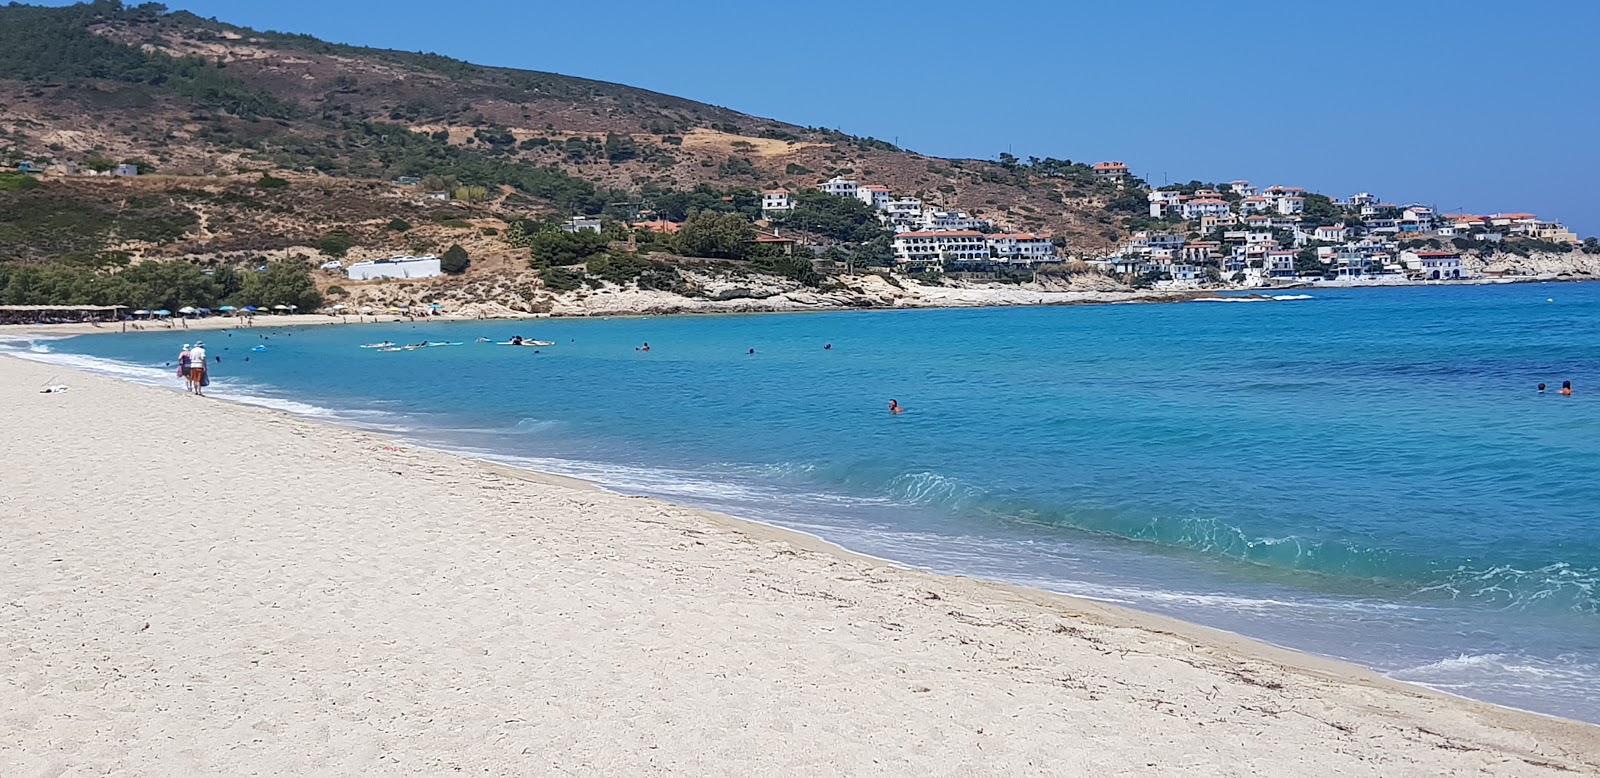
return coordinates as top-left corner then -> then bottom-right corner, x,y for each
922,209 -> 993,232
1148,190 -> 1182,217
892,230 -> 989,268
855,184 -> 891,210
883,198 -> 925,228
346,255 -> 443,281
761,188 -> 794,213
1179,198 -> 1230,221
561,217 -> 602,233
987,233 -> 1057,263
1402,250 -> 1465,280
819,176 -> 859,198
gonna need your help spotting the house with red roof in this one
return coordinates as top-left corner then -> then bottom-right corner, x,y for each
1093,161 -> 1130,181
892,230 -> 990,268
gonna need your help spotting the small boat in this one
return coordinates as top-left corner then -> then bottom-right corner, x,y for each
360,341 -> 396,349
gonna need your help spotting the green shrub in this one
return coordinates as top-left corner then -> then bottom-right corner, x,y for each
440,243 -> 470,274
386,218 -> 412,232
540,267 -> 584,292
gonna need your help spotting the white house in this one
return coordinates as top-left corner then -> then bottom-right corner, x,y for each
761,189 -> 794,213
1266,250 -> 1298,278
1229,180 -> 1257,197
855,184 -> 891,210
819,176 -> 859,199
1276,196 -> 1305,215
1179,198 -> 1230,221
1402,205 -> 1436,230
922,209 -> 992,232
987,233 -> 1056,263
1401,250 -> 1465,280
892,230 -> 990,268
113,163 -> 140,177
346,255 -> 443,281
1148,190 -> 1182,217
882,198 -> 925,228
561,217 -> 602,233
1246,231 -> 1276,246
1239,195 -> 1271,214
1313,224 -> 1349,243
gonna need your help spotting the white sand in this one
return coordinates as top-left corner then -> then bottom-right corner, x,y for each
2,355 -> 1596,776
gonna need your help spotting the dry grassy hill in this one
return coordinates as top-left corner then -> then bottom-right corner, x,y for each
0,0 -> 1140,269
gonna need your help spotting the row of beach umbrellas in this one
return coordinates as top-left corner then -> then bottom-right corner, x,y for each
128,305 -> 300,316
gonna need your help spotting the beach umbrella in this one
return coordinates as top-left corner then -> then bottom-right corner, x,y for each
133,309 -> 150,315
359,306 -> 374,313
218,306 -> 236,312
330,304 -> 348,310
430,303 -> 442,309
272,304 -> 290,311
287,305 -> 298,311
177,306 -> 197,315
242,306 -> 258,312
154,309 -> 172,316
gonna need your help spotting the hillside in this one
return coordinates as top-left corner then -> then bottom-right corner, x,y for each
0,0 -> 1135,272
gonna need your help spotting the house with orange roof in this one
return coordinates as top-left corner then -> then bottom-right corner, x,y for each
1239,195 -> 1271,215
1093,161 -> 1130,181
892,230 -> 990,268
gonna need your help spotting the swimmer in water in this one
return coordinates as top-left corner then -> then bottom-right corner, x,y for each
1560,380 -> 1573,396
748,348 -> 756,355
888,399 -> 903,415
642,342 -> 650,352
824,343 -> 832,350
1539,383 -> 1547,394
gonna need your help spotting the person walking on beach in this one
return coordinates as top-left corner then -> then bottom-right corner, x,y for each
188,341 -> 208,396
178,344 -> 193,392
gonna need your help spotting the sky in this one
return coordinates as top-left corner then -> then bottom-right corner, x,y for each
59,1 -> 1600,235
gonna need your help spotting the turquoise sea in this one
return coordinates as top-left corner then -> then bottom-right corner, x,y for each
14,283 -> 1600,722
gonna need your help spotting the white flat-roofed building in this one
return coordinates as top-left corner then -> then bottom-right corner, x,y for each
892,230 -> 989,268
819,176 -> 859,198
1149,190 -> 1181,217
922,209 -> 992,232
1179,198 -> 1230,220
761,189 -> 794,213
346,254 -> 443,281
561,217 -> 602,233
1266,249 -> 1298,278
883,198 -> 925,228
856,184 -> 891,210
987,233 -> 1057,263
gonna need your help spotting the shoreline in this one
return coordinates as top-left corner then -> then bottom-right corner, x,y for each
3,352 -> 1596,774
4,275 -> 1593,340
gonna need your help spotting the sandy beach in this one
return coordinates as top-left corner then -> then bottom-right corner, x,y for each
2,355 -> 1597,776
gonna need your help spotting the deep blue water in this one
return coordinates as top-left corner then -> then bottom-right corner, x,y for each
15,283 -> 1600,722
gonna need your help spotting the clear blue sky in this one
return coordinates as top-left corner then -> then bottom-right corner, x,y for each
75,1 -> 1600,234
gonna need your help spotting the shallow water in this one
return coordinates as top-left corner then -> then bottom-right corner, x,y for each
18,283 -> 1600,722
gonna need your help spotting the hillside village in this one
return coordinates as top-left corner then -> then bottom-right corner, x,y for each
1,0 -> 1598,317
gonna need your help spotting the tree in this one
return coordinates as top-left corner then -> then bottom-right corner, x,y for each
231,261 -> 323,310
316,229 -> 355,257
440,243 -> 470,274
528,229 -> 609,268
679,211 -> 754,260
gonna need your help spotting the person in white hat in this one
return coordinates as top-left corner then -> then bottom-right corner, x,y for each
188,341 -> 207,396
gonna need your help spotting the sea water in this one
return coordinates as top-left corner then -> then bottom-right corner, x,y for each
14,283 -> 1600,722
